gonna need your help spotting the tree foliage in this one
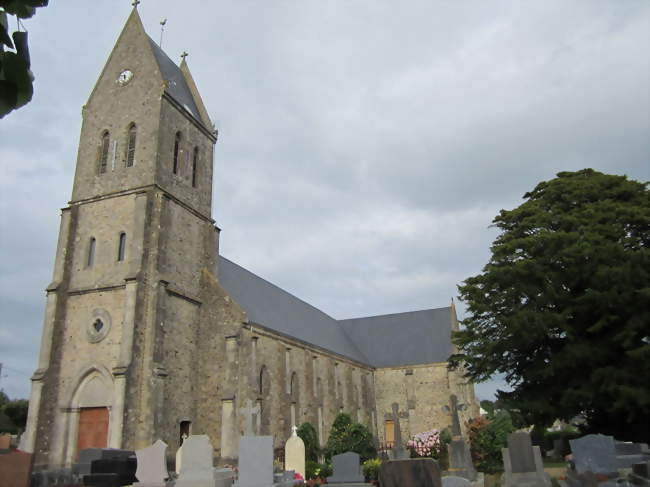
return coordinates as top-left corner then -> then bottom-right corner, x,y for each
297,422 -> 320,462
0,390 -> 29,434
0,0 -> 49,118
325,413 -> 376,462
450,169 -> 650,442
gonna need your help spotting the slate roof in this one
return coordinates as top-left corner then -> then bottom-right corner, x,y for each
218,256 -> 454,368
148,37 -> 202,123
339,308 -> 453,367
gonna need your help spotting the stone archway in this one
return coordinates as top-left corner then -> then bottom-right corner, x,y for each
62,365 -> 114,465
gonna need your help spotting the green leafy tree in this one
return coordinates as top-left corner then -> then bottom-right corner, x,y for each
450,169 -> 650,442
1,0 -> 49,118
297,422 -> 320,462
325,413 -> 377,462
4,399 -> 28,430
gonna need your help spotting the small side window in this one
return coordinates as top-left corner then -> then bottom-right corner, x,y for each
191,147 -> 199,188
173,132 -> 181,174
117,232 -> 126,262
87,237 -> 96,267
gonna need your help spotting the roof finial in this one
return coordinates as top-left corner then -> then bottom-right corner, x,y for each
132,0 -> 140,8
159,18 -> 167,47
180,51 -> 189,62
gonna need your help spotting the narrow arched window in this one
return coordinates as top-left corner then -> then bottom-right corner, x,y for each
99,131 -> 110,174
117,232 -> 126,261
173,132 -> 181,174
87,237 -> 96,267
126,123 -> 136,167
191,147 -> 199,187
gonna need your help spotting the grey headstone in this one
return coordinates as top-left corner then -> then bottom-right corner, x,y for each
135,439 -> 168,485
502,445 -> 550,487
508,432 -> 537,473
570,434 -> 618,475
235,435 -> 274,487
390,403 -> 409,460
327,452 -> 366,483
443,475 -> 471,487
448,439 -> 477,480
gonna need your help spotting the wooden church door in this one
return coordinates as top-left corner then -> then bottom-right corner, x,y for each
77,407 -> 109,453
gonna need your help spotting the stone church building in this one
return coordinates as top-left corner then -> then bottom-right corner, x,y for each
23,8 -> 478,469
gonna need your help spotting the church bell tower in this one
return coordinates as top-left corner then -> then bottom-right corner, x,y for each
23,7 -> 219,468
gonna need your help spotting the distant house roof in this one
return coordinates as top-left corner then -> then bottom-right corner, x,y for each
218,256 -> 454,368
148,37 -> 202,123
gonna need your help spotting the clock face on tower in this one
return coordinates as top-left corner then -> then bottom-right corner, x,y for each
117,69 -> 133,86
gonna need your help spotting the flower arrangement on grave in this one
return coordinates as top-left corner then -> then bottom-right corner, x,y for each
406,429 -> 444,459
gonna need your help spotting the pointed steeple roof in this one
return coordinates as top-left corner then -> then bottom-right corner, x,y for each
180,57 -> 213,128
147,38 -> 207,125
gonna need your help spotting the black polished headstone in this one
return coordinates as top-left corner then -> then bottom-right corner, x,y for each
379,458 -> 442,487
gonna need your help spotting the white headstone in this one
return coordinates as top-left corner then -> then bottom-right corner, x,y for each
175,435 -> 215,487
135,439 -> 168,486
284,426 -> 305,479
175,443 -> 183,474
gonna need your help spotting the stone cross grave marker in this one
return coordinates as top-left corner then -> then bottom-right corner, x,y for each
241,399 -> 260,436
569,434 -> 618,476
135,439 -> 168,486
390,402 -> 409,460
285,425 -> 306,479
327,451 -> 366,483
442,394 -> 467,439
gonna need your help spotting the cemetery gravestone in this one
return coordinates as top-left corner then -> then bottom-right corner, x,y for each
630,461 -> 650,486
448,439 -> 477,481
390,403 -> 409,461
134,439 -> 168,486
234,435 -> 293,487
615,442 -> 649,470
569,434 -> 618,476
380,458 -> 442,487
83,453 -> 137,487
442,475 -> 471,487
284,426 -> 305,479
327,451 -> 370,485
502,432 -> 550,487
176,435 -> 214,487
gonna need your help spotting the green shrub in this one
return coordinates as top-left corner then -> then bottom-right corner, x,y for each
468,411 -> 515,473
362,458 -> 382,481
297,422 -> 320,462
305,460 -> 320,480
325,413 -> 377,462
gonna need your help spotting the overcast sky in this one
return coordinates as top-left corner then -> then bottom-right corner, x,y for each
0,0 -> 648,402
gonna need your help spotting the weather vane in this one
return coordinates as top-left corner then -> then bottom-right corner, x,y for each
159,18 -> 167,47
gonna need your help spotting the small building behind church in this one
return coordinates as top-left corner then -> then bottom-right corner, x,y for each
22,8 -> 478,469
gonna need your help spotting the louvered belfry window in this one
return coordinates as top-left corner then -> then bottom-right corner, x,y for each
99,132 -> 110,174
126,124 -> 136,167
173,132 -> 181,174
192,147 -> 199,187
